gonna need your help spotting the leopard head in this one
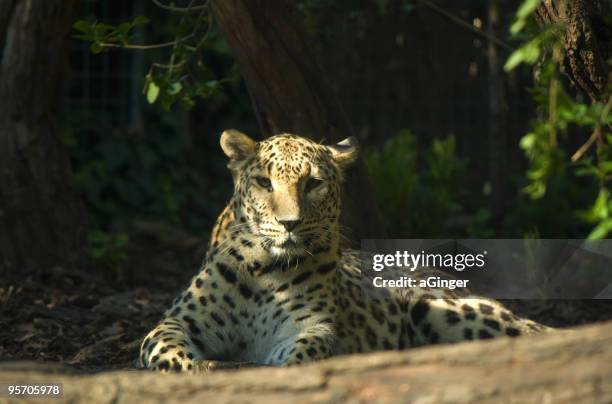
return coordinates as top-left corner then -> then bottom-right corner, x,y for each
220,129 -> 358,257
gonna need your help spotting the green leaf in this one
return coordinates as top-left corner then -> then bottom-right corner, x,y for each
510,19 -> 527,35
510,0 -> 542,34
160,98 -> 173,112
146,82 -> 160,104
587,219 -> 612,240
504,41 -> 540,71
116,22 -> 132,36
93,23 -> 117,35
575,165 -> 599,177
132,16 -> 150,26
504,49 -> 524,71
517,0 -> 542,19
600,161 -> 612,175
167,82 -> 183,95
592,189 -> 609,220
73,20 -> 94,34
520,133 -> 536,150
205,80 -> 219,89
524,180 -> 546,199
90,42 -> 105,54
178,96 -> 195,110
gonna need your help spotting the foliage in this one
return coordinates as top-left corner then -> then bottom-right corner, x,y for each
63,108 -> 230,235
69,0 -> 612,243
67,2 -> 252,271
501,172 -> 594,238
504,25 -> 562,72
365,131 -> 492,238
73,16 -> 151,53
506,0 -> 612,239
87,230 -> 129,273
73,2 -> 237,111
509,0 -> 542,35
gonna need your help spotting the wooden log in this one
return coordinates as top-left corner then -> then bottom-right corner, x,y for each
1,320 -> 611,403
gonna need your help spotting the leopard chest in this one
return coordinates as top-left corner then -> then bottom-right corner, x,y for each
184,262 -> 339,362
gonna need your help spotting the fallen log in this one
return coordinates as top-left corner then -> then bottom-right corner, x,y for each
1,320 -> 611,403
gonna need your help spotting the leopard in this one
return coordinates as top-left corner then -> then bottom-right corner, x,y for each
138,129 -> 550,372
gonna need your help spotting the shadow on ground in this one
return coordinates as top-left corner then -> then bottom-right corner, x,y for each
1,224 -> 612,372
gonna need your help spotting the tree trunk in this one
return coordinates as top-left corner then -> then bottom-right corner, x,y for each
536,0 -> 612,101
209,0 -> 386,243
0,0 -> 87,270
2,320 -> 612,402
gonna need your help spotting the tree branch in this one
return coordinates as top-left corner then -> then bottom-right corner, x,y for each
419,0 -> 514,52
151,0 -> 208,13
99,33 -> 195,50
571,92 -> 612,162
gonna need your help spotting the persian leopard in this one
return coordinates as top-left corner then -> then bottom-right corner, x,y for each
139,130 -> 549,372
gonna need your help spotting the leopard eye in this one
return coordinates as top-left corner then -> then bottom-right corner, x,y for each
255,176 -> 272,191
305,178 -> 324,193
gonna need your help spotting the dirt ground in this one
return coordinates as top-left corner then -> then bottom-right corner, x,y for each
1,225 -> 612,373
0,225 -> 204,372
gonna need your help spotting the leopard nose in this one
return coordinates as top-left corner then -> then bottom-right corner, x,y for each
277,219 -> 302,231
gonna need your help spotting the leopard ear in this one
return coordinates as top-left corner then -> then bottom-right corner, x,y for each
327,136 -> 359,167
220,129 -> 257,161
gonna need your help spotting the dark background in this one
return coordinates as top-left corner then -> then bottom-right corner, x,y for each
1,0 -> 609,371
65,0 -> 590,242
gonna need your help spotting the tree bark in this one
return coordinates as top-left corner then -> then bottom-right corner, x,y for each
209,0 -> 386,243
536,0 -> 612,101
0,0 -> 87,270
2,320 -> 612,403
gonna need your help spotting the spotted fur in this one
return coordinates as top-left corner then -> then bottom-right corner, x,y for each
138,130 -> 549,371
